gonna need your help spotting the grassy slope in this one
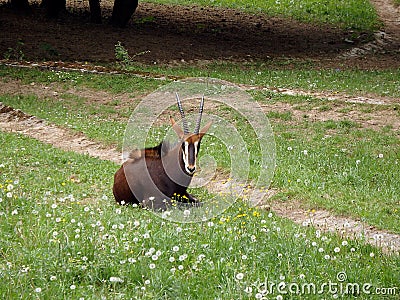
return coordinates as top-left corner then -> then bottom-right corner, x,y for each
0,132 -> 399,299
0,66 -> 399,233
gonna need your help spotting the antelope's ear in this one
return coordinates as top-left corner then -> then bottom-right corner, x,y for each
198,121 -> 213,139
170,116 -> 185,139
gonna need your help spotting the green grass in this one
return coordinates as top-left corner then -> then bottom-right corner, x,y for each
143,0 -> 380,31
0,67 -> 164,147
272,122 -> 400,232
124,63 -> 400,99
0,93 -> 127,148
0,66 -> 163,94
1,66 -> 399,233
257,92 -> 400,233
1,132 -> 399,299
2,64 -> 400,99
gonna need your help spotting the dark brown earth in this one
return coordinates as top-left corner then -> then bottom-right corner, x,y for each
0,1 -> 399,68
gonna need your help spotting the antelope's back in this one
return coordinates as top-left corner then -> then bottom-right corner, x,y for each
113,142 -> 167,205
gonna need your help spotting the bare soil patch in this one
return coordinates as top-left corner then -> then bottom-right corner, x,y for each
0,1 -> 399,68
341,0 -> 400,59
261,101 -> 400,131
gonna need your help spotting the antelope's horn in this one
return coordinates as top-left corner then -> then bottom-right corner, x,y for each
175,92 -> 189,134
194,95 -> 204,134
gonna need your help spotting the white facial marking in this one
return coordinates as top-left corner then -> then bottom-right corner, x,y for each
183,141 -> 190,171
194,141 -> 198,157
182,140 -> 198,175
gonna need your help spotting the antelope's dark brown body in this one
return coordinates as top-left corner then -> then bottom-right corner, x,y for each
113,142 -> 197,210
112,94 -> 212,211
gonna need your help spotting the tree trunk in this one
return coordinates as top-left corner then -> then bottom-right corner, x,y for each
111,0 -> 138,27
10,0 -> 30,11
41,0 -> 66,18
89,0 -> 102,23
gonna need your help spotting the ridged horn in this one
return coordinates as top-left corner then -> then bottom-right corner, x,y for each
175,92 -> 189,134
194,95 -> 204,134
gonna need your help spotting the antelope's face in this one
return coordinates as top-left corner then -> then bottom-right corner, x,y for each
170,118 -> 212,176
181,135 -> 201,175
170,93 -> 213,176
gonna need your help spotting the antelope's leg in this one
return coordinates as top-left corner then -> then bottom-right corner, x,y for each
183,192 -> 201,204
141,195 -> 203,211
141,197 -> 170,211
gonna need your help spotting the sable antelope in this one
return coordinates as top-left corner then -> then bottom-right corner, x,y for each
113,94 -> 212,211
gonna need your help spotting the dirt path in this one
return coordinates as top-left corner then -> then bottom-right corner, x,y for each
1,102 -> 399,254
3,60 -> 399,106
1,76 -> 399,134
340,0 -> 400,58
269,201 -> 400,254
370,0 -> 400,40
0,102 -> 121,163
242,84 -> 399,106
